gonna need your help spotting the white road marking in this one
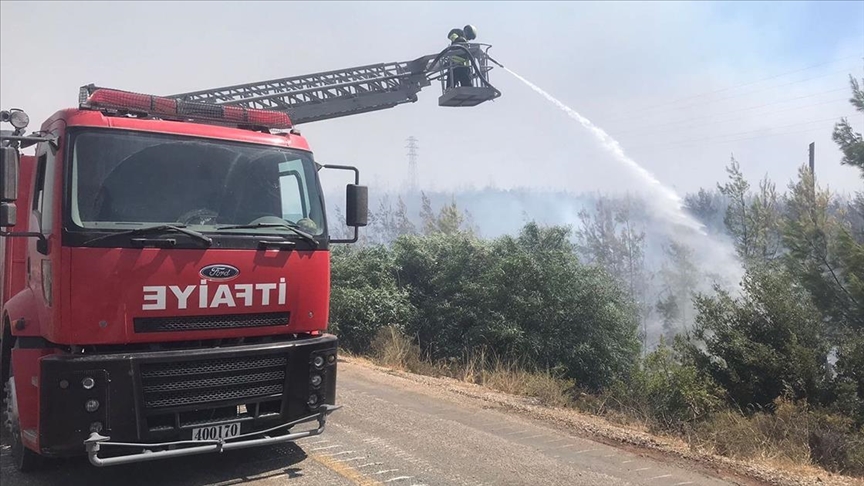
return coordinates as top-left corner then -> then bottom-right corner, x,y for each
672,482 -> 695,485
622,460 -> 634,464
648,474 -> 673,480
384,477 -> 413,483
335,456 -> 367,462
375,469 -> 400,475
321,451 -> 356,457
634,467 -> 651,472
575,449 -> 596,454
311,444 -> 341,451
356,462 -> 385,468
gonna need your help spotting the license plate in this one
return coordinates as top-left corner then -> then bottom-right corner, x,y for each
192,422 -> 241,441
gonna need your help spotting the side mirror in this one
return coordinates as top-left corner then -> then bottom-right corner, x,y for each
321,163 -> 367,243
345,184 -> 368,227
0,147 -> 19,228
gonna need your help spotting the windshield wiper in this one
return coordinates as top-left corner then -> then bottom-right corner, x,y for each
84,224 -> 213,246
216,222 -> 318,247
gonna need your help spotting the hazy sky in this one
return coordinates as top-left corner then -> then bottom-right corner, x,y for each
2,1 -> 862,197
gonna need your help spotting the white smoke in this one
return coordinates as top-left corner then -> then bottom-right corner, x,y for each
503,68 -> 744,294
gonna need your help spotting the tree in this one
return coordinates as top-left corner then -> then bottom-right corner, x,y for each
718,156 -> 753,261
436,199 -> 466,235
828,74 -> 864,425
575,196 -> 652,349
394,196 -> 416,237
656,242 -> 698,341
329,245 -> 415,352
684,188 -> 728,234
684,267 -> 830,410
388,222 -> 641,390
420,191 -> 437,235
832,75 -> 864,178
783,166 -> 864,331
372,194 -> 398,245
718,157 -> 782,265
418,193 -> 472,236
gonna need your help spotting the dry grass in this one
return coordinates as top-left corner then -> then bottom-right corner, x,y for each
366,327 -> 572,407
693,400 -> 864,477
473,358 -> 572,408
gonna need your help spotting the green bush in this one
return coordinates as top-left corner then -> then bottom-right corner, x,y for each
683,266 -> 830,410
329,245 -> 415,353
331,223 -> 641,391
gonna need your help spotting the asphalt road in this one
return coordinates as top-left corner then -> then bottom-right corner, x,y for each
1,360 -> 744,486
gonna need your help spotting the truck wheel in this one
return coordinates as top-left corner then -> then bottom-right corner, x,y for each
4,368 -> 43,472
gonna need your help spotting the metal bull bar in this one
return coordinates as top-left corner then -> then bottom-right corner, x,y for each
84,404 -> 340,467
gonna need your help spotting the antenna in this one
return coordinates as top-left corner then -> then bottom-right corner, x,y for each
406,136 -> 419,192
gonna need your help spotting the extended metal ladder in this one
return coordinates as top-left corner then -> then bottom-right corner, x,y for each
169,44 -> 501,125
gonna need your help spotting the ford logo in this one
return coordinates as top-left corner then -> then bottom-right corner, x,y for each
199,264 -> 240,281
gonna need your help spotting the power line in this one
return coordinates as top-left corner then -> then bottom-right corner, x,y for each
610,53 -> 862,118
609,65 -> 859,126
610,86 -> 849,138
635,126 -> 828,153
614,98 -> 850,138
627,116 -> 848,152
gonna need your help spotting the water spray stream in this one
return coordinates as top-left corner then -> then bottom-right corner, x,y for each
504,68 -> 706,234
503,68 -> 744,292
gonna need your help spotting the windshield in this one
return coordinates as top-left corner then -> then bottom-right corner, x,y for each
67,129 -> 325,239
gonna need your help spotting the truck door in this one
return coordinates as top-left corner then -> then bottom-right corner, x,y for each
27,140 -> 57,336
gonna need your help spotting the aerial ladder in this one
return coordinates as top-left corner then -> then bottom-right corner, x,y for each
163,41 -> 503,125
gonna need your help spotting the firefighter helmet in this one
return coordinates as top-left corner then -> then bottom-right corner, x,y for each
463,24 -> 477,40
448,28 -> 464,42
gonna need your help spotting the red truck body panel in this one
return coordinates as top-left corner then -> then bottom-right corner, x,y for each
60,247 -> 330,344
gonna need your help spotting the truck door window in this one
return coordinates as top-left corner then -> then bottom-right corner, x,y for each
32,144 -> 56,235
278,159 -> 310,222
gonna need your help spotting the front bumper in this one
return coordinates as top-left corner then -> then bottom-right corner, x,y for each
38,335 -> 338,459
85,404 -> 339,467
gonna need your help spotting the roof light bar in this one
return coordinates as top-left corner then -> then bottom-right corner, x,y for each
78,85 -> 292,129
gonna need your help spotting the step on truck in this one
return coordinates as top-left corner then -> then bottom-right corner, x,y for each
0,32 -> 501,470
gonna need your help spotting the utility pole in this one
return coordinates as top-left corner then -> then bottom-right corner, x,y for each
808,142 -> 815,198
406,136 -> 419,192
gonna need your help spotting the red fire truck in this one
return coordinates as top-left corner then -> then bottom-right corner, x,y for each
0,38 -> 500,470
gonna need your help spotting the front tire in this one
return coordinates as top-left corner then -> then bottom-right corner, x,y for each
4,368 -> 43,472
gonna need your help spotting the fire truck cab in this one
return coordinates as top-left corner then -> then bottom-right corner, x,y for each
0,92 -> 366,470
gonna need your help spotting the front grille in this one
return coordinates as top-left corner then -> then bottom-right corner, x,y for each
134,312 -> 290,333
140,354 -> 287,409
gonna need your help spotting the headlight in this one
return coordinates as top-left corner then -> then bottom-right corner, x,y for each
307,394 -> 318,406
312,356 -> 325,368
310,374 -> 322,387
9,110 -> 29,130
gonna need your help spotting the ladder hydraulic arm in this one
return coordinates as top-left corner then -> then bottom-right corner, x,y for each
168,43 -> 502,125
